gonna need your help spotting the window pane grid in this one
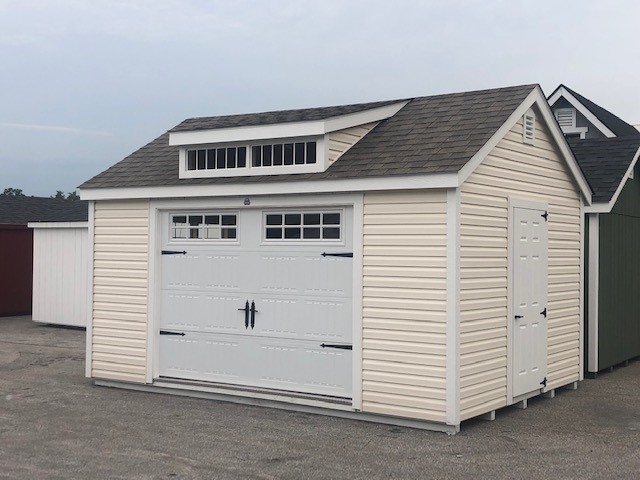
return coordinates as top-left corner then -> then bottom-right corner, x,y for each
171,213 -> 237,240
263,211 -> 341,240
186,142 -> 316,171
186,147 -> 246,171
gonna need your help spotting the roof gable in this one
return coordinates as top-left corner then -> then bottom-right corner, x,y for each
548,85 -> 640,138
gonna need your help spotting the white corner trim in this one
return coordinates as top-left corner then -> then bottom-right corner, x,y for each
584,146 -> 640,213
445,188 -> 460,426
458,86 -> 592,205
587,213 -> 599,373
80,172 -> 459,201
351,194 -> 365,411
548,86 -> 616,138
168,102 -> 408,146
146,201 -> 158,384
579,198 -> 585,381
27,221 -> 88,229
85,201 -> 95,378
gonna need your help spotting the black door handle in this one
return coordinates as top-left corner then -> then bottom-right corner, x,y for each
238,301 -> 249,329
515,315 -> 523,319
250,301 -> 258,329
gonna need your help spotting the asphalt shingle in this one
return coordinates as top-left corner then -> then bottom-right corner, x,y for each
0,196 -> 89,225
80,84 -> 537,190
568,137 -> 640,203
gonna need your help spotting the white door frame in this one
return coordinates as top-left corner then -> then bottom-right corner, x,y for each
146,192 -> 364,410
506,197 -> 548,404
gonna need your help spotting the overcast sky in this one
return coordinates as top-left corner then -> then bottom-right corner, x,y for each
1,0 -> 638,197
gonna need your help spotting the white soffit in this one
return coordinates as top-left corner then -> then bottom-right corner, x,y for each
168,102 -> 408,146
547,86 -> 616,138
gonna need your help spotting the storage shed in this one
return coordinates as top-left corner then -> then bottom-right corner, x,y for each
29,221 -> 89,327
80,84 -> 591,433
549,85 -> 640,375
0,196 -> 87,317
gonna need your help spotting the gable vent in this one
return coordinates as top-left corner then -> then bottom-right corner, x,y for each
523,110 -> 535,145
555,108 -> 576,128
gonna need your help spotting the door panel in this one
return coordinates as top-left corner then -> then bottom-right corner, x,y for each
512,206 -> 548,398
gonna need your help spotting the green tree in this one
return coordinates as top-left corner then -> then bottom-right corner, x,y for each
2,187 -> 25,196
52,190 -> 66,199
66,191 -> 80,201
51,190 -> 80,201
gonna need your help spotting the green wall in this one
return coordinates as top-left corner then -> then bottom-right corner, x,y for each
597,169 -> 640,370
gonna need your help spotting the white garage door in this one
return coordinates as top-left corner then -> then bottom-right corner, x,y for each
157,207 -> 353,398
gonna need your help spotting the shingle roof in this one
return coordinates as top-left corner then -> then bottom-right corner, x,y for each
0,196 -> 89,225
568,137 -> 640,203
554,85 -> 640,138
170,100 -> 405,132
80,84 -> 538,190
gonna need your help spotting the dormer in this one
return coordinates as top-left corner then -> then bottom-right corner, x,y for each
170,101 -> 408,179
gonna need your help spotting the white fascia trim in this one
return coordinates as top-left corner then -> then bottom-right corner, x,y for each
445,188 -> 460,426
459,86 -> 592,205
587,213 -> 599,373
27,221 -> 88,229
548,87 -> 616,138
80,172 -> 458,201
169,102 -> 408,146
579,197 -> 585,381
583,146 -> 640,213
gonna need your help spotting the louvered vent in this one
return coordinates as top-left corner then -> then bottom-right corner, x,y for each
523,110 -> 535,145
555,108 -> 576,128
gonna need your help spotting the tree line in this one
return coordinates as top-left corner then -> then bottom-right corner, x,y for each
1,187 -> 80,201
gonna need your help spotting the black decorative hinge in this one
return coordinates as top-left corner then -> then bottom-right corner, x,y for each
321,252 -> 353,258
540,308 -> 547,318
161,250 -> 187,255
514,315 -> 523,319
540,377 -> 548,388
541,211 -> 548,221
320,343 -> 353,350
160,330 -> 185,336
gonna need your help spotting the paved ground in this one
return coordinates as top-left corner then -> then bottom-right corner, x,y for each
0,316 -> 639,479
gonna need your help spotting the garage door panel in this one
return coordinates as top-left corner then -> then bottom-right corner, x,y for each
253,295 -> 352,341
162,253 -> 242,291
161,291 -> 246,334
252,253 -> 352,297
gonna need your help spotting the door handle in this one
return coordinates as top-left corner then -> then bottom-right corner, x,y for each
250,301 -> 258,329
238,300 -> 249,329
515,315 -> 523,319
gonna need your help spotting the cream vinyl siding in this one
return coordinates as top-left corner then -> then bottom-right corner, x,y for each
327,122 -> 378,164
459,110 -> 581,421
91,200 -> 150,383
362,190 -> 448,422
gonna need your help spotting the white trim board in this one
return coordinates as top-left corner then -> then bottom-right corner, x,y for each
84,201 -> 95,378
169,102 -> 408,146
28,221 -> 88,229
445,188 -> 460,426
587,213 -> 599,373
547,86 -> 616,138
80,173 -> 459,201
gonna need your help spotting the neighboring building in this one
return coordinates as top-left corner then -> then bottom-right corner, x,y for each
0,196 -> 87,317
549,86 -> 640,376
80,84 -> 591,433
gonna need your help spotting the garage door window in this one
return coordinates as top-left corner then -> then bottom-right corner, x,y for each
171,214 -> 237,240
264,211 -> 341,241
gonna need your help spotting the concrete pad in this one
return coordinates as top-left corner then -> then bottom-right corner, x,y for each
1,316 -> 640,479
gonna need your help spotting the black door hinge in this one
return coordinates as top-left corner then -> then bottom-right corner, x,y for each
238,301 -> 249,329
160,330 -> 185,336
540,377 -> 548,388
540,308 -> 547,318
541,211 -> 548,221
250,301 -> 258,329
321,252 -> 353,258
161,250 -> 187,255
320,343 -> 353,350
514,315 -> 523,319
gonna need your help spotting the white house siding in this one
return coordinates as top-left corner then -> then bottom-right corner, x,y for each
327,122 -> 378,164
459,112 -> 582,421
32,224 -> 88,327
361,190 -> 448,422
91,200 -> 150,383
